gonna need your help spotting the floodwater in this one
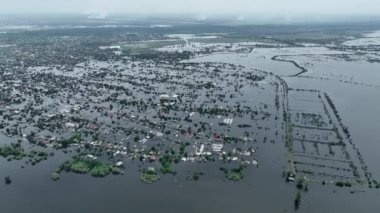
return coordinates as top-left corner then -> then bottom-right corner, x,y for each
0,142 -> 296,213
1,34 -> 380,213
186,39 -> 380,212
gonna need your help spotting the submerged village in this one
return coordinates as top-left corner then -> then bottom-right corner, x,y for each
1,23 -> 380,210
0,30 -> 271,185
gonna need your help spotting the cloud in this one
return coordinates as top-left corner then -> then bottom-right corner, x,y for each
236,16 -> 245,21
1,0 -> 380,18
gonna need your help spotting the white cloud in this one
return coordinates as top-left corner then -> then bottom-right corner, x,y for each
236,16 -> 245,21
1,0 -> 380,17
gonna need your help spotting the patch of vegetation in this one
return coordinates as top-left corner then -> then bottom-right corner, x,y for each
58,134 -> 81,148
5,176 -> 12,184
159,155 -> 176,175
221,165 -> 244,181
0,143 -> 25,158
28,150 -> 48,164
246,74 -> 265,82
294,191 -> 301,210
28,150 -> 48,158
179,144 -> 186,155
140,168 -> 160,184
237,124 -> 252,128
335,181 -> 352,187
57,158 -> 117,178
187,171 -> 204,181
296,179 -> 304,190
227,172 -> 244,181
90,164 -> 112,177
51,172 -> 60,181
295,112 -> 327,127
70,161 -> 91,173
0,144 -> 49,165
373,180 -> 380,189
111,167 -> 123,175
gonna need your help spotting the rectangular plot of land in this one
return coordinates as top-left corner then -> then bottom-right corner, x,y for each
296,169 -> 355,181
295,162 -> 353,178
288,90 -> 320,101
293,127 -> 339,143
293,140 -> 305,153
294,154 -> 350,169
289,91 -> 324,112
291,112 -> 333,129
289,100 -> 325,114
317,144 -> 335,157
328,145 -> 350,161
302,141 -> 319,155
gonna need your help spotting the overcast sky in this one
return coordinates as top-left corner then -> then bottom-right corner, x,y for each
1,0 -> 380,17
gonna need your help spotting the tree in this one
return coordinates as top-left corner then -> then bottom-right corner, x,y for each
297,179 -> 304,190
294,191 -> 301,210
